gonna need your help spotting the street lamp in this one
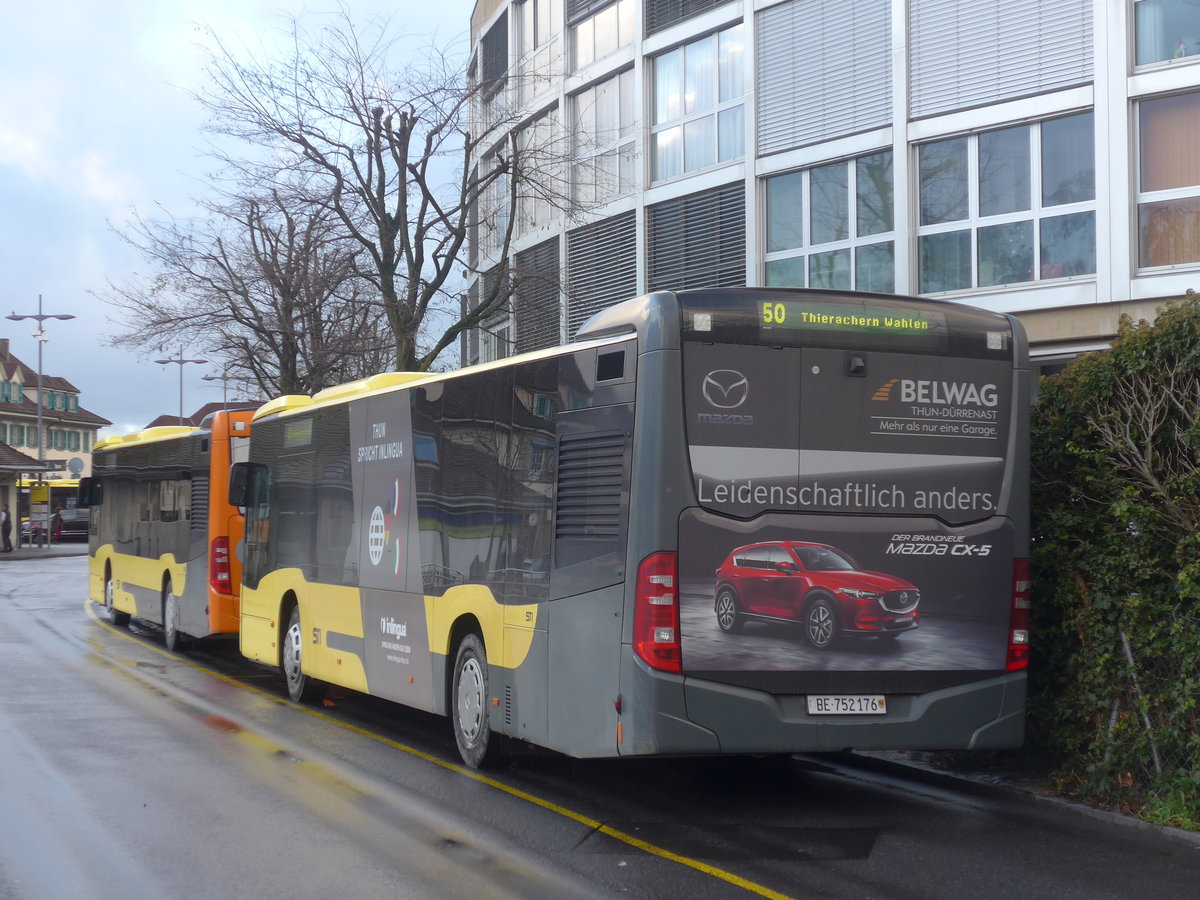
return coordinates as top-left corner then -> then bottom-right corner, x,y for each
7,295 -> 75,547
155,349 -> 209,424
201,370 -> 230,408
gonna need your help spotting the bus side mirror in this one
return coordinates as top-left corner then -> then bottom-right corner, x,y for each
228,461 -> 266,508
77,477 -> 102,508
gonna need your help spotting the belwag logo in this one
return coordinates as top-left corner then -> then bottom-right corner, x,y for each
699,369 -> 753,425
873,378 -> 999,407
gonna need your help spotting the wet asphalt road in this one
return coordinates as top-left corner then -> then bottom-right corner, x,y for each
2,554 -> 1199,900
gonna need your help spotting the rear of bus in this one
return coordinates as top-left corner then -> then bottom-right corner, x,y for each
585,288 -> 1030,756
206,409 -> 254,633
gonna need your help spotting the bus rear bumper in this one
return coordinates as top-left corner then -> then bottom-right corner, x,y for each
679,671 -> 1027,754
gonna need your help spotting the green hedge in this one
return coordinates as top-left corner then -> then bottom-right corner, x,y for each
1029,295 -> 1200,828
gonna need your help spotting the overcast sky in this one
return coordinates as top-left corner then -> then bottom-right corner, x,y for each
0,1 -> 471,436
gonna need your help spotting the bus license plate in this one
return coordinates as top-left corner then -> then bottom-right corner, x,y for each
806,695 -> 887,715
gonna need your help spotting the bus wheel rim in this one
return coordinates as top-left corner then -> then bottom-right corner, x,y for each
457,657 -> 485,743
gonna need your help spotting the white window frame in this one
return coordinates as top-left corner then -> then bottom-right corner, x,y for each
571,69 -> 637,206
915,115 -> 1097,294
650,24 -> 745,184
1135,90 -> 1200,272
570,0 -> 634,72
762,151 -> 897,293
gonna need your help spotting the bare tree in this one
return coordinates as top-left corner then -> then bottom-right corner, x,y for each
107,186 -> 393,398
193,9 -> 573,373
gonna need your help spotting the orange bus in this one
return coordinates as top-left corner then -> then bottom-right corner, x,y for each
80,408 -> 255,650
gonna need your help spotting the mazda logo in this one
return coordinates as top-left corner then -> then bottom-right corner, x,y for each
702,370 -> 749,409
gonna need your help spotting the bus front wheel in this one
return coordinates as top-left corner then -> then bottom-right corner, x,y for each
451,633 -> 502,769
282,605 -> 323,704
104,572 -> 130,627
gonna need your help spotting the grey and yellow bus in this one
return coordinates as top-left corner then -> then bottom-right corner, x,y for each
82,408 -> 255,650
229,288 -> 1030,767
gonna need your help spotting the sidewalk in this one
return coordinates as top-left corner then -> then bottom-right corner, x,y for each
0,541 -> 89,561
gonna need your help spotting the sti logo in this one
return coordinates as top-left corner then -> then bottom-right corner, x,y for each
699,369 -> 753,425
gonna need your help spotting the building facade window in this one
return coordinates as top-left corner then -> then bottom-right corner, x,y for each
651,24 -> 745,183
648,181 -> 746,291
566,210 -> 637,336
763,150 -> 895,292
569,0 -> 633,71
917,112 -> 1096,293
479,154 -> 511,259
516,107 -> 561,236
1134,0 -> 1200,66
572,69 -> 636,205
516,0 -> 560,105
1138,91 -> 1200,269
645,0 -> 731,37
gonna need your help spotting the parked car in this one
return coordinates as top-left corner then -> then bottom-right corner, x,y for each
713,541 -> 919,648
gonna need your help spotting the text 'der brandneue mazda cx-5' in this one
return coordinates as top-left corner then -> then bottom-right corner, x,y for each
713,541 -> 919,648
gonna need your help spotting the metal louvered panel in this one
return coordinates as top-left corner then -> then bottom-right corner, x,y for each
646,0 -> 732,36
514,239 -> 562,353
910,0 -> 1092,119
555,431 -> 625,539
647,182 -> 746,292
566,210 -> 637,338
757,0 -> 891,155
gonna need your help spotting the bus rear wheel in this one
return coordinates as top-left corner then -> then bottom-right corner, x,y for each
163,581 -> 188,652
282,605 -> 323,704
451,633 -> 503,769
104,572 -> 130,627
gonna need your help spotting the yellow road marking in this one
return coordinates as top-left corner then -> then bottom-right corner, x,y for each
85,599 -> 798,900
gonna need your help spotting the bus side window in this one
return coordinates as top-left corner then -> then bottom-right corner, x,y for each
77,477 -> 102,508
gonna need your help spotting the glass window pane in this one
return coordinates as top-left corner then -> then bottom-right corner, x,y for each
654,48 -> 682,123
619,70 -> 635,139
979,125 -> 1031,216
919,230 -> 971,292
683,117 -> 715,172
856,151 -> 893,236
717,105 -> 743,162
719,25 -> 745,103
1139,198 -> 1200,267
766,256 -> 806,287
684,35 -> 716,115
619,0 -> 635,45
1135,1 -> 1200,65
1041,212 -> 1096,277
978,220 -> 1034,286
855,242 -> 895,293
574,19 -> 594,70
594,5 -> 618,61
1043,113 -> 1095,205
810,163 -> 848,245
809,249 -> 851,289
594,77 -> 617,142
652,126 -> 682,181
766,172 -> 803,252
920,139 -> 968,225
1140,92 -> 1200,192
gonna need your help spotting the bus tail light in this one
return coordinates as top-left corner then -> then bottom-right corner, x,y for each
210,537 -> 233,596
633,552 -> 681,674
1007,559 -> 1031,671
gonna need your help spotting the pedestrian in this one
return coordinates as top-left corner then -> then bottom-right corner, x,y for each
1,503 -> 12,552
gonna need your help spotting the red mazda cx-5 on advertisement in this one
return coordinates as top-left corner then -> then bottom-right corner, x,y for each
713,541 -> 919,648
